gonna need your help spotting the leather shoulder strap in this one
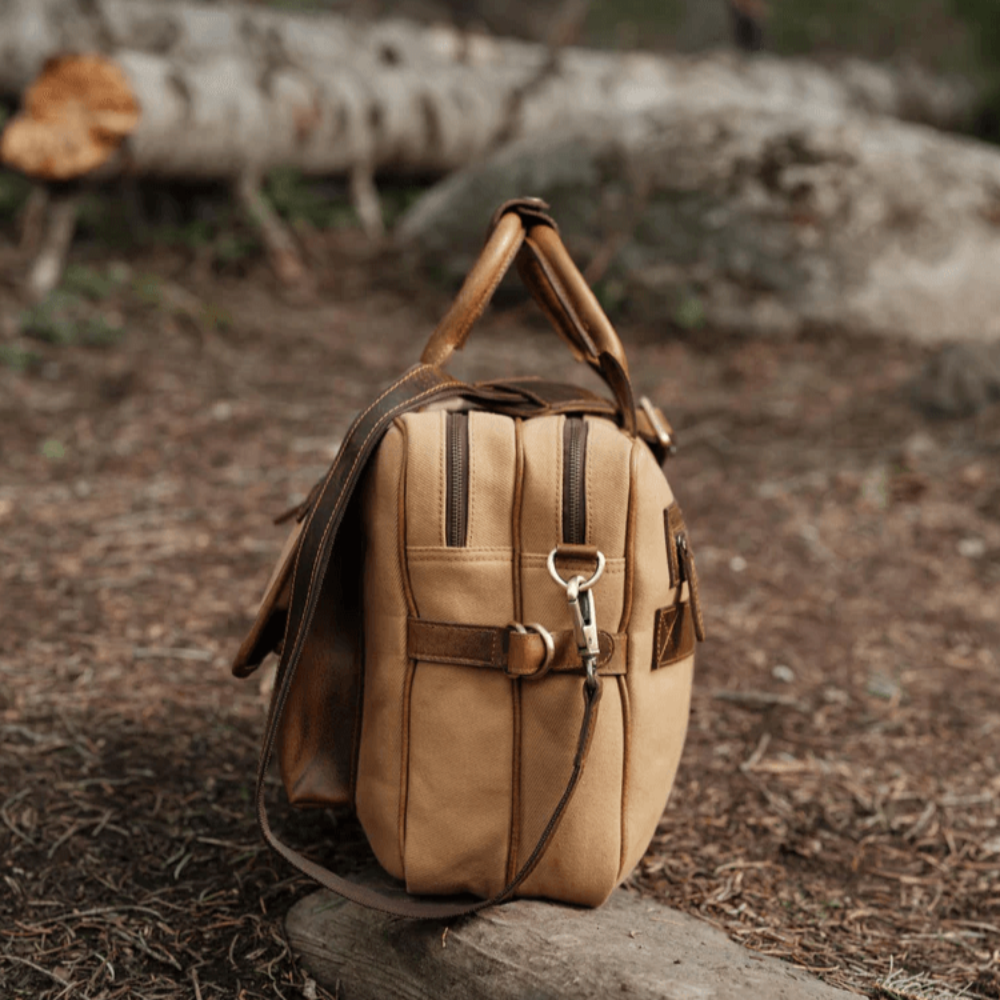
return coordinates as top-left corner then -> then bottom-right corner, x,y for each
255,364 -> 603,918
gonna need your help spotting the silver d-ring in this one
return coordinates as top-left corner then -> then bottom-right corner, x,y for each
524,623 -> 555,679
546,548 -> 606,592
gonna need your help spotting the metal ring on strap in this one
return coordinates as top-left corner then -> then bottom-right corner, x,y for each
507,621 -> 556,679
546,549 -> 606,592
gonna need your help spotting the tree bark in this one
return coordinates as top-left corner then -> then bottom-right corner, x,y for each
0,0 -> 978,185
285,881 -> 859,1000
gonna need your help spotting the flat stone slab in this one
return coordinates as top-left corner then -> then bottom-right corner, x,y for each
286,885 -> 858,1000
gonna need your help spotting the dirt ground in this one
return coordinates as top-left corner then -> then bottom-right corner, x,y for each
2,239 -> 999,1000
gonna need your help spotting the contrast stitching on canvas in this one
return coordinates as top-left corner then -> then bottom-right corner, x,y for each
398,659 -> 417,871
395,420 -> 419,618
617,674 -> 631,882
617,439 -> 641,635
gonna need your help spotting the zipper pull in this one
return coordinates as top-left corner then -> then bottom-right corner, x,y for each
677,532 -> 707,642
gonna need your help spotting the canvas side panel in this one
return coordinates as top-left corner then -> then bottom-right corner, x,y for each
401,410 -> 446,548
465,412 -> 516,550
407,549 -> 516,623
516,415 -> 630,905
354,425 -> 409,879
517,674 -> 624,905
517,416 -> 631,650
403,412 -> 516,898
584,417 -> 632,560
518,415 -> 562,555
619,444 -> 694,880
404,664 -> 514,897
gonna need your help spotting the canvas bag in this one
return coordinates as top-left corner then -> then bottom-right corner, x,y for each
232,198 -> 705,917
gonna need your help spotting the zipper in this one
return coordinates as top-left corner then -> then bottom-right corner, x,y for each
676,532 -> 707,643
446,411 -> 469,547
562,417 -> 588,545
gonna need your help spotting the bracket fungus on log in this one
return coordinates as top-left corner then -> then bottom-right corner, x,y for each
0,53 -> 140,180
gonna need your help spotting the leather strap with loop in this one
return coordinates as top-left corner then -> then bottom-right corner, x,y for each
255,363 -> 604,918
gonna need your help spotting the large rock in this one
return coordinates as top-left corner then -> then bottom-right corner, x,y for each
286,885 -> 860,1000
398,101 -> 1000,342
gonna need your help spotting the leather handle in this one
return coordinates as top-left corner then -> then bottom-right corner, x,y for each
420,199 -> 637,432
521,224 -> 631,378
421,210 -> 526,368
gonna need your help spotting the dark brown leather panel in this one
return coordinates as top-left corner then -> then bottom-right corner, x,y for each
679,536 -> 707,643
279,495 -> 365,807
407,620 -> 506,669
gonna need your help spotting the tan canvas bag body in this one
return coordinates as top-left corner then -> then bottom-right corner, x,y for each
233,199 -> 705,916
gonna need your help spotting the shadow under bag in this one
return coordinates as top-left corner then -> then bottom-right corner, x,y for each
232,198 -> 706,917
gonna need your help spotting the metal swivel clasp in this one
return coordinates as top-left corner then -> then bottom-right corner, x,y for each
547,549 -> 605,690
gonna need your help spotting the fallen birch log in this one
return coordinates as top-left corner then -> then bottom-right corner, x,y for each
0,0 -> 982,298
286,881 -> 859,1000
0,0 -> 978,185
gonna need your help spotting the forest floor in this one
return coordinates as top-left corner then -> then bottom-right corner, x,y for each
1,234 -> 999,1000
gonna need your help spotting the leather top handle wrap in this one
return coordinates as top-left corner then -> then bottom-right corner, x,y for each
420,198 -> 637,434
